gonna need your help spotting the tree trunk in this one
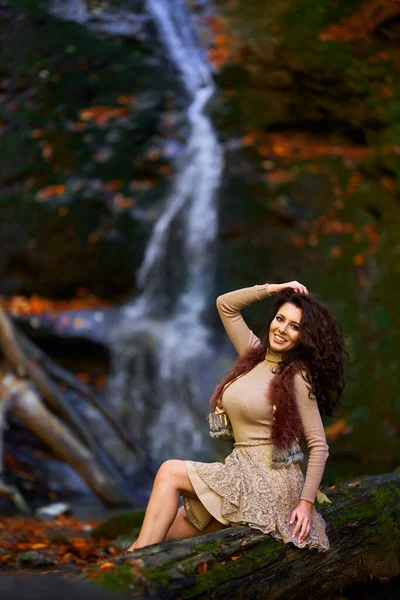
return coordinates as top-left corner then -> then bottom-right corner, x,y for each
89,471 -> 400,599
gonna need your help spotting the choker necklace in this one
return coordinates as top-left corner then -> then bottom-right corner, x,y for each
265,347 -> 284,364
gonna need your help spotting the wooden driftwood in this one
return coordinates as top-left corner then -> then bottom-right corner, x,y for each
87,471 -> 400,599
0,371 -> 129,506
15,329 -> 153,475
0,306 -> 149,509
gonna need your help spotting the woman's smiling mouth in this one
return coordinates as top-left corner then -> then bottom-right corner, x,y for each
274,334 -> 287,343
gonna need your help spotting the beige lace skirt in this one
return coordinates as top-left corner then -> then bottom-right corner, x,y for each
183,441 -> 330,553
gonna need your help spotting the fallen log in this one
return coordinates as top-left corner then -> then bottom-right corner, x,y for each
87,470 -> 400,599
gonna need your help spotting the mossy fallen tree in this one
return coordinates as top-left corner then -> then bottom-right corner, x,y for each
88,471 -> 400,599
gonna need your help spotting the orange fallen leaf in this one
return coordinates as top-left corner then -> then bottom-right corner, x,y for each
99,562 -> 116,571
117,94 -> 133,105
113,194 -> 134,209
330,246 -> 342,259
353,253 -> 365,266
79,106 -> 127,125
195,561 -> 208,573
104,180 -> 123,192
36,184 -> 65,201
289,234 -> 305,248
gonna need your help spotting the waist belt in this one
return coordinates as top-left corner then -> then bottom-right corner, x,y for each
234,440 -> 272,448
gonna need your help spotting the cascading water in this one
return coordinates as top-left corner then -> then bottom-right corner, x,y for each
108,0 -> 224,471
48,0 -> 224,475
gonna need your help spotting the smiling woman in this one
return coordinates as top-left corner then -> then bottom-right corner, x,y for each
270,305 -> 301,350
124,280 -> 348,554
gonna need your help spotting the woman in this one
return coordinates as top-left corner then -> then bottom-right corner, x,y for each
124,280 -> 347,553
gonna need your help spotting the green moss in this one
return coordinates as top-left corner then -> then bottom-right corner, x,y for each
91,510 -> 145,540
185,541 -> 285,597
144,566 -> 177,588
363,486 -> 400,572
138,536 -> 285,596
191,540 -> 227,554
333,500 -> 375,528
93,565 -> 136,594
373,484 -> 400,508
332,484 -> 400,560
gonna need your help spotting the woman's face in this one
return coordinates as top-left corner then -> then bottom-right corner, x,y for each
269,302 -> 302,353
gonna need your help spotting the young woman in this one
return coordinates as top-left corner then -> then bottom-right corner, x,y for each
124,280 -> 347,553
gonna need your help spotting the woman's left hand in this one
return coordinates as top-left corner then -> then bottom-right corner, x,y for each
289,500 -> 312,543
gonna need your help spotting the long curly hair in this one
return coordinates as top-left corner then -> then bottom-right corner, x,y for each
258,287 -> 349,417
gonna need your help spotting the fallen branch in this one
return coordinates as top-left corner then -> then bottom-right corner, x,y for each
0,370 -> 29,512
0,308 -> 25,377
0,369 -> 129,506
0,307 -> 154,508
25,359 -> 99,453
15,327 -> 153,475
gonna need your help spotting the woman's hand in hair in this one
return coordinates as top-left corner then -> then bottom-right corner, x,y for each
268,281 -> 309,295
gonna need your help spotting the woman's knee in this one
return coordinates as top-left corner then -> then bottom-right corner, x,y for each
156,459 -> 185,483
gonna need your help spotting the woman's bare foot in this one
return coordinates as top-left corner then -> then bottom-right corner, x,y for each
128,541 -> 137,552
121,540 -> 136,554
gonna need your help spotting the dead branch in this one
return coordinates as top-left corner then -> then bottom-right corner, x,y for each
0,370 -> 130,506
0,308 -> 25,377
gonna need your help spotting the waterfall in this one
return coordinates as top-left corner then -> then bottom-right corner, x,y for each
109,0 -> 223,470
48,0 -> 224,472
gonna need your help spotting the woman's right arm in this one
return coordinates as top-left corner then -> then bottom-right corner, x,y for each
216,283 -> 274,355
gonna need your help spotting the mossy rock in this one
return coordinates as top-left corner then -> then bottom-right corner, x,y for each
91,509 -> 145,540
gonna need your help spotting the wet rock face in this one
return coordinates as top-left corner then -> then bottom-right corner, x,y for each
0,0 -> 188,299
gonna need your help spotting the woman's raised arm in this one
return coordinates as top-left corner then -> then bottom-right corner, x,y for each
216,283 -> 272,356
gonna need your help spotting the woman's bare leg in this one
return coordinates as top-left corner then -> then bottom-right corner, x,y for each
127,508 -> 228,551
165,506 -> 228,541
127,459 -> 198,551
164,507 -> 201,541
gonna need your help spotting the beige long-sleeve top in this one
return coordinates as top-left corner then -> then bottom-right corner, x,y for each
216,283 -> 329,504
